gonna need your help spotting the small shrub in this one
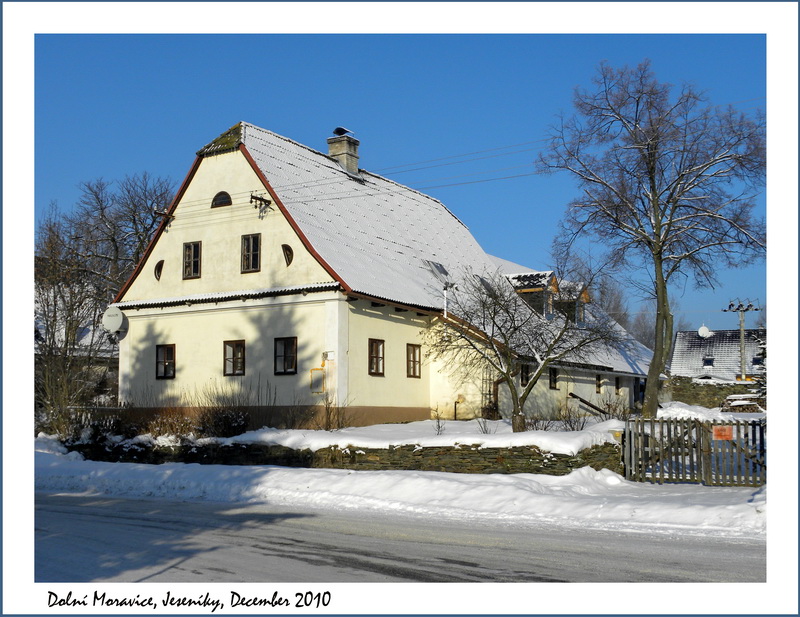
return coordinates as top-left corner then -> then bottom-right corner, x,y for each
310,393 -> 354,431
432,407 -> 445,435
146,408 -> 196,438
525,413 -> 557,431
596,393 -> 633,421
197,407 -> 249,438
558,399 -> 588,431
476,417 -> 497,434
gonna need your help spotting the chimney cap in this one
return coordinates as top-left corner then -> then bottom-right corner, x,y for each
332,126 -> 354,137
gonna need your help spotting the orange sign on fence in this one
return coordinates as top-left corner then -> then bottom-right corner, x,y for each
712,425 -> 734,441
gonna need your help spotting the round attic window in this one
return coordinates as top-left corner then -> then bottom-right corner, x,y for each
211,191 -> 232,207
154,260 -> 164,280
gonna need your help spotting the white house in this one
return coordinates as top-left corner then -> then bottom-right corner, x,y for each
109,122 -> 652,426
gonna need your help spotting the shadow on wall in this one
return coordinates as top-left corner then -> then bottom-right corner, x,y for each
123,299 -> 328,429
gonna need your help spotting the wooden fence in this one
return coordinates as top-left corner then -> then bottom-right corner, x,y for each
623,417 -> 766,487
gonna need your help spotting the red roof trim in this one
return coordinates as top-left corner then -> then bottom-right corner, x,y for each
113,156 -> 202,303
238,143 -> 352,294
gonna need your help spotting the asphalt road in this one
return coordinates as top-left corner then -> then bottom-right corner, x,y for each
35,492 -> 765,583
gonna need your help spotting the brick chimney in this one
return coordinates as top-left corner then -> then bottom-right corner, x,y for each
327,134 -> 360,175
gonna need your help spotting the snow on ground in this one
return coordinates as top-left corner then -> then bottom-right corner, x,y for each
34,402 -> 766,539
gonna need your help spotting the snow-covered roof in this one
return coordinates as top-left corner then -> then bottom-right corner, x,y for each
670,329 -> 766,381
235,122 -> 500,310
568,320 -> 653,377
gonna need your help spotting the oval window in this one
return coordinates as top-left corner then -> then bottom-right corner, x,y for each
211,191 -> 232,207
282,244 -> 294,266
154,260 -> 164,280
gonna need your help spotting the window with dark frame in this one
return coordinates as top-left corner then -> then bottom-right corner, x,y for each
369,339 -> 385,376
224,340 -> 246,376
241,234 -> 261,273
156,344 -> 176,379
520,363 -> 531,387
274,337 -> 297,375
183,241 -> 201,279
406,344 -> 421,378
615,376 -> 621,395
549,367 -> 559,390
211,191 -> 232,207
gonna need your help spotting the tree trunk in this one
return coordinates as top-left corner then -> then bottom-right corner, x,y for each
642,257 -> 669,418
511,412 -> 527,433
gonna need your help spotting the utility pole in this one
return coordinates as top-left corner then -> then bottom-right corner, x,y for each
722,300 -> 760,380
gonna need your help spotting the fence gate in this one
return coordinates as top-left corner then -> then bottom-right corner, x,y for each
623,418 -> 766,486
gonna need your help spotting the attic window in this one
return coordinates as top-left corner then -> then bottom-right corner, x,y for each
282,244 -> 294,266
703,356 -> 715,367
211,191 -> 232,208
154,260 -> 164,280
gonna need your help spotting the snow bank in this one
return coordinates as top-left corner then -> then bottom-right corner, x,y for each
657,400 -> 765,421
222,418 -> 625,456
35,419 -> 766,538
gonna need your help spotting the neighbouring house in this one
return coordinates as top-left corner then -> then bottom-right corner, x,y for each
670,328 -> 766,383
108,122 -> 652,427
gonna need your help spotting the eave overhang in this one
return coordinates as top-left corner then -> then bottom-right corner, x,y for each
112,282 -> 341,310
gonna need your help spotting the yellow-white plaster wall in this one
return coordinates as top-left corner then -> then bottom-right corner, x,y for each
345,301 -> 431,409
118,294 -> 336,407
123,151 -> 333,302
428,353 -> 484,420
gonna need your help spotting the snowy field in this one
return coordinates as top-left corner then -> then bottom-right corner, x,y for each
35,402 -> 766,538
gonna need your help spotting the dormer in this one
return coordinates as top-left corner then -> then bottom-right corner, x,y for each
553,280 -> 590,323
507,271 -> 558,316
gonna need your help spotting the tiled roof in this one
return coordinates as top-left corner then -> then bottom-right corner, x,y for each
236,122 -> 499,310
670,329 -> 766,381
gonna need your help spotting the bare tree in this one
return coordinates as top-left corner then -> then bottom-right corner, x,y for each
34,173 -> 174,424
67,173 -> 173,302
589,274 -> 631,330
35,206 -> 112,421
541,60 -> 766,417
627,298 -> 692,352
425,269 -> 622,432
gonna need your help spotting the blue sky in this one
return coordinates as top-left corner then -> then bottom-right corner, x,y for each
29,19 -> 774,331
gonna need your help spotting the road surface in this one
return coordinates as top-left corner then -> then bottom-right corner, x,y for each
35,493 -> 765,583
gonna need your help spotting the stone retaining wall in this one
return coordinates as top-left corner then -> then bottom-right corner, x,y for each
667,376 -> 756,409
67,440 -> 623,476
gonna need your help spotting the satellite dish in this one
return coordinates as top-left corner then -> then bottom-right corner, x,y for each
101,306 -> 128,334
698,325 -> 711,338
